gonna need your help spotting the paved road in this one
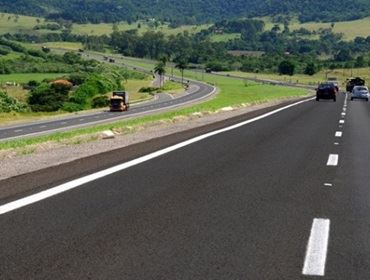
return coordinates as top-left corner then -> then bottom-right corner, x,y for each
1,93 -> 369,279
0,80 -> 215,141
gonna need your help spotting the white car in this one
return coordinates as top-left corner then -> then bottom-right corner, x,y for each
351,86 -> 369,101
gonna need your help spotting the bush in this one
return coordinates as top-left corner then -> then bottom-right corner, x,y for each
28,82 -> 70,112
91,95 -> 109,108
62,102 -> 84,112
69,72 -> 88,85
0,91 -> 28,113
278,60 -> 295,76
304,63 -> 317,76
139,87 -> 158,93
0,46 -> 10,56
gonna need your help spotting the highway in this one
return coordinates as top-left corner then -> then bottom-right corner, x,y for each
0,80 -> 215,141
1,92 -> 369,279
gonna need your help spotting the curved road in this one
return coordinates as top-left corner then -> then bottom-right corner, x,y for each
0,77 -> 215,141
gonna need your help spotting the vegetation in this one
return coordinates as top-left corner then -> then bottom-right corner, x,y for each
0,91 -> 28,113
0,71 -> 310,151
0,0 -> 369,25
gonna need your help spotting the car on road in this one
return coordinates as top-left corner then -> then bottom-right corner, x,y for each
316,83 -> 337,102
351,86 -> 369,101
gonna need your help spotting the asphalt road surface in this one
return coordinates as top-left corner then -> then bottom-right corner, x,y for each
1,92 -> 369,279
0,81 -> 215,141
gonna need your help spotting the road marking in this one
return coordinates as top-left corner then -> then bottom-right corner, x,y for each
39,125 -> 47,128
335,131 -> 342,137
324,183 -> 333,187
339,120 -> 345,124
302,218 -> 330,276
334,142 -> 339,145
14,129 -> 23,132
0,97 -> 314,215
79,119 -> 85,121
61,122 -> 68,125
327,154 -> 339,166
341,112 -> 346,116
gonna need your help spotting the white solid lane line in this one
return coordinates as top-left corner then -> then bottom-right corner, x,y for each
302,218 -> 331,276
327,154 -> 339,166
0,97 -> 315,215
335,131 -> 342,137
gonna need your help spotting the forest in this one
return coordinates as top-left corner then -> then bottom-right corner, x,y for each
0,0 -> 369,24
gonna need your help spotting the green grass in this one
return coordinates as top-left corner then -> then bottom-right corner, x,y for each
23,42 -> 83,51
0,12 -> 59,36
0,73 -> 66,84
221,67 -> 370,87
210,33 -> 241,42
0,56 -> 310,151
261,16 -> 370,41
72,21 -> 209,36
161,80 -> 184,95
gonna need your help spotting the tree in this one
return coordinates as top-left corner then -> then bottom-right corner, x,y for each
335,49 -> 352,62
355,56 -> 365,67
278,60 -> 295,76
175,60 -> 188,84
304,62 -> 317,76
154,62 -> 166,88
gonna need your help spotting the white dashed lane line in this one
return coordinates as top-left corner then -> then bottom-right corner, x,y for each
335,131 -> 343,137
339,120 -> 345,124
327,154 -> 339,166
324,183 -> 333,187
302,218 -> 331,276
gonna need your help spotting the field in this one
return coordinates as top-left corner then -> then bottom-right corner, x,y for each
221,68 -> 370,87
0,73 -> 67,84
0,13 -> 41,34
0,12 -> 209,38
72,21 -> 209,36
262,16 -> 370,41
210,33 -> 241,42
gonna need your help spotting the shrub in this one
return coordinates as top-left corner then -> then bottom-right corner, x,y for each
139,87 -> 158,93
91,95 -> 109,108
28,82 -> 70,112
0,91 -> 28,113
62,102 -> 84,112
278,60 -> 295,76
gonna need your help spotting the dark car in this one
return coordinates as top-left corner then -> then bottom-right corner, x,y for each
346,77 -> 365,92
316,83 -> 337,102
326,81 -> 339,92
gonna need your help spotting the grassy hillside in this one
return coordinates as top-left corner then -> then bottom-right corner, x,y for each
263,16 -> 370,41
0,13 -> 42,34
72,21 -> 209,36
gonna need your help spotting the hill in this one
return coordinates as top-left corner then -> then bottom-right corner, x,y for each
0,0 -> 369,24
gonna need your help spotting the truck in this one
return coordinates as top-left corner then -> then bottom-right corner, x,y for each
346,77 -> 365,92
110,91 -> 129,112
